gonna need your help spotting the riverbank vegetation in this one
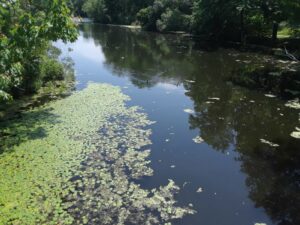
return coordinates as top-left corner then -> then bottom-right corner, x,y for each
0,0 -> 77,102
76,0 -> 300,99
79,0 -> 300,42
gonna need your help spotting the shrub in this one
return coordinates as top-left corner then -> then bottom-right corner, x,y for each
40,57 -> 65,82
157,8 -> 185,32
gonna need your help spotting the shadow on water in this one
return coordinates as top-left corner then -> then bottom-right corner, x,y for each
240,140 -> 300,225
185,81 -> 300,225
58,24 -> 300,225
0,56 -> 75,155
0,108 -> 61,154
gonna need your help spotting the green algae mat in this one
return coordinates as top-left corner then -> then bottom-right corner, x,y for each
0,83 -> 194,225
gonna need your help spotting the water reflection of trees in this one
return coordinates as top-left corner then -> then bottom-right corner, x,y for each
186,81 -> 300,225
80,24 -> 300,225
240,140 -> 300,225
79,24 -> 236,88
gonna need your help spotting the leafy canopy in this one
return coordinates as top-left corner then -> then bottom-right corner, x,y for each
0,0 -> 77,101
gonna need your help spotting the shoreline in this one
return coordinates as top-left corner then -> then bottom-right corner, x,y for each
81,21 -> 300,58
0,80 -> 74,121
103,23 -> 141,29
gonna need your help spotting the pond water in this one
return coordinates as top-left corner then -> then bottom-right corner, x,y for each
1,23 -> 299,225
53,24 -> 300,225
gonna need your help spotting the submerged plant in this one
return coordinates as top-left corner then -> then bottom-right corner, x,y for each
0,83 -> 194,225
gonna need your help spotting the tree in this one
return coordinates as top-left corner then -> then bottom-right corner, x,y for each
0,0 -> 77,101
82,0 -> 109,23
137,0 -> 193,32
71,0 -> 86,16
82,0 -> 154,24
258,0 -> 300,40
191,0 -> 242,40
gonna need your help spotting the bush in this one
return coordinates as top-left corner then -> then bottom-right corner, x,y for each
157,8 -> 186,32
40,57 -> 65,82
21,60 -> 43,94
247,14 -> 269,37
137,7 -> 157,31
0,0 -> 77,102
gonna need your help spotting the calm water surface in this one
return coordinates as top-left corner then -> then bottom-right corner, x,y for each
55,24 -> 300,225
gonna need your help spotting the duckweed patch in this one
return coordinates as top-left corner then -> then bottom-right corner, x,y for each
285,99 -> 300,109
193,136 -> 204,144
260,139 -> 280,147
291,127 -> 300,139
0,83 -> 194,225
183,109 -> 194,114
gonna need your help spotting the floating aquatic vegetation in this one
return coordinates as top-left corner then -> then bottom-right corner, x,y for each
0,83 -> 194,225
185,80 -> 195,83
260,139 -> 279,147
196,187 -> 203,193
183,109 -> 195,114
290,127 -> 300,139
193,136 -> 204,144
182,182 -> 189,188
285,99 -> 300,109
265,94 -> 276,98
208,97 -> 220,101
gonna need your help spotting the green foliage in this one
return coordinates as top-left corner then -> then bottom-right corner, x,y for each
191,0 -> 239,39
78,0 -> 300,40
137,0 -> 193,32
70,0 -> 86,16
191,0 -> 300,40
82,0 -> 109,23
40,57 -> 65,82
82,0 -> 153,24
137,7 -> 155,30
0,0 -> 77,101
157,8 -> 189,32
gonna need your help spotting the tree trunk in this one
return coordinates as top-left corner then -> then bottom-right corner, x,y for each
240,8 -> 246,46
240,7 -> 247,47
272,21 -> 278,41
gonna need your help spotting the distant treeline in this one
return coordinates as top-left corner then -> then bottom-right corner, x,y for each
72,0 -> 300,41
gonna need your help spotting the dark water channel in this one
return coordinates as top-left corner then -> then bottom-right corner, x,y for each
55,24 -> 300,225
